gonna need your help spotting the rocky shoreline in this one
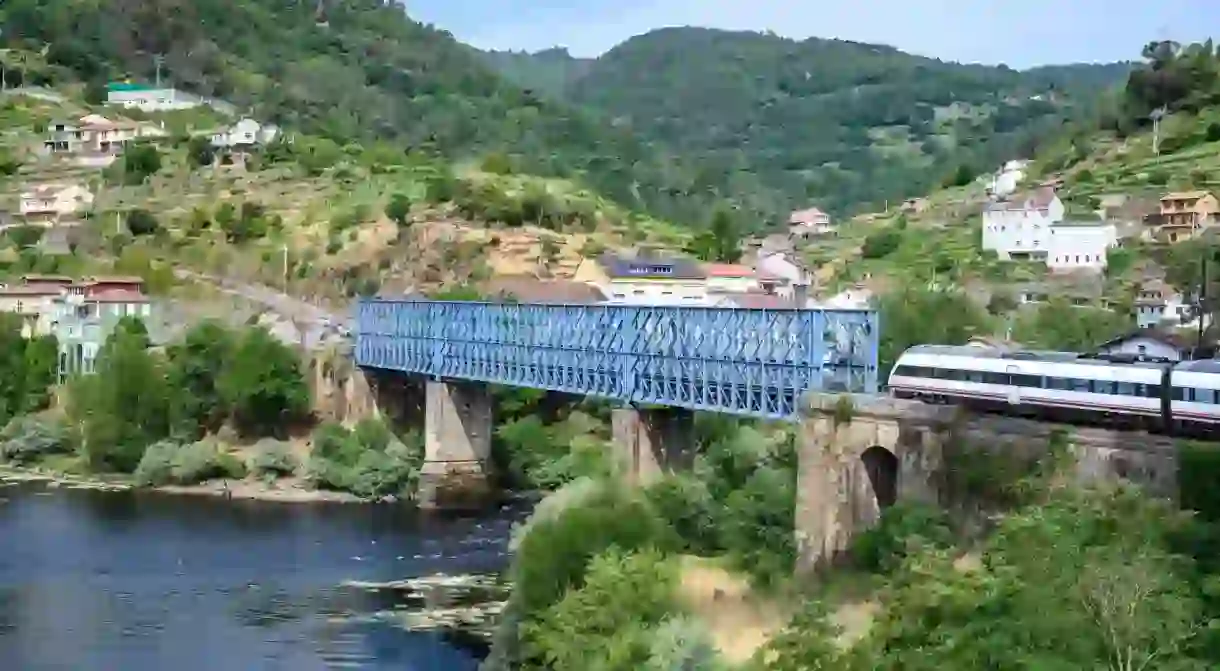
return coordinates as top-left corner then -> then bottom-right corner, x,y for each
0,466 -> 362,503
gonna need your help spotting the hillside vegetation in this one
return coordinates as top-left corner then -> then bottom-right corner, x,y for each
0,0 -> 728,228
485,27 -> 1130,219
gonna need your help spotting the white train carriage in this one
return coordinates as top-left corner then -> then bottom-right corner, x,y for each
1169,359 -> 1220,428
888,345 -> 1169,425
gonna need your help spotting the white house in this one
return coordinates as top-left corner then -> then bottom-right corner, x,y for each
704,263 -> 758,294
106,83 -> 202,112
989,159 -> 1029,198
1045,223 -> 1118,272
788,207 -> 834,238
18,183 -> 94,220
1095,329 -> 1191,362
1134,279 -> 1209,330
981,188 -> 1064,261
210,118 -> 279,149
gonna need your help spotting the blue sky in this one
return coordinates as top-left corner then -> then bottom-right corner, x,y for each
406,0 -> 1220,67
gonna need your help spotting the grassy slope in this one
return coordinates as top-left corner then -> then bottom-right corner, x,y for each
0,87 -> 693,308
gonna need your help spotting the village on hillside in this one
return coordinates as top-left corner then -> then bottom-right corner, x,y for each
1,74 -> 1219,371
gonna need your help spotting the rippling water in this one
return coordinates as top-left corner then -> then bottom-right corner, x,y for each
0,482 -> 523,670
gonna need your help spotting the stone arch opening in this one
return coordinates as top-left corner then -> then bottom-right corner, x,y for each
860,445 -> 898,510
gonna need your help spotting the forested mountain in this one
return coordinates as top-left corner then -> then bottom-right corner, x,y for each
479,47 -> 592,100
1,0 -> 1132,227
0,0 -> 728,227
486,28 -> 1133,217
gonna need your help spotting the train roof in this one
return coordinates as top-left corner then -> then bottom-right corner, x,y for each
901,344 -> 1171,370
1175,358 -> 1220,373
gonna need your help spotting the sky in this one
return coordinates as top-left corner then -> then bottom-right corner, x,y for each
405,0 -> 1220,68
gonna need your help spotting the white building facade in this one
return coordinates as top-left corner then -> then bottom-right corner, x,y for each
981,189 -> 1064,261
106,83 -> 202,112
210,118 -> 280,149
1045,224 -> 1118,272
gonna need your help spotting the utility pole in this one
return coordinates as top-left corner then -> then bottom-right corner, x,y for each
1198,253 -> 1210,359
1151,106 -> 1167,156
153,54 -> 164,88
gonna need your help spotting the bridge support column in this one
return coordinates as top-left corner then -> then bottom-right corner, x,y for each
419,379 -> 493,509
611,406 -> 695,485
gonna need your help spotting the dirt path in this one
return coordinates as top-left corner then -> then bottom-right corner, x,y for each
676,556 -> 789,665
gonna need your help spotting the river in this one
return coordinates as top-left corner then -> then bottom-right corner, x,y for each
0,481 -> 522,670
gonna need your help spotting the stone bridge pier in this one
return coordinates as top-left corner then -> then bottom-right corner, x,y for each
310,350 -> 493,508
610,405 -> 695,485
795,394 -> 1180,575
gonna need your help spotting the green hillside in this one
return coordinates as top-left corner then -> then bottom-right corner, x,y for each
0,0 -> 728,229
485,28 -> 1131,220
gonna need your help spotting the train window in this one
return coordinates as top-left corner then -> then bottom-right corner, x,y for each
1093,380 -> 1117,395
1172,387 -> 1187,401
1046,376 -> 1071,391
1116,382 -> 1136,396
982,372 -> 1008,385
1012,374 -> 1041,388
1069,378 -> 1091,393
893,365 -> 915,377
964,370 -> 985,383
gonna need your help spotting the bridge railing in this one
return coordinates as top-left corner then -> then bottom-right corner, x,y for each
354,299 -> 879,419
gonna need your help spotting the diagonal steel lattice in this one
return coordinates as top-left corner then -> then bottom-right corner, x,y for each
354,299 -> 879,420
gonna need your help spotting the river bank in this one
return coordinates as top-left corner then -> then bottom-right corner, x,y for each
0,464 -> 362,503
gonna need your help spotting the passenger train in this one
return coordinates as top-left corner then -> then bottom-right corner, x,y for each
888,344 -> 1220,437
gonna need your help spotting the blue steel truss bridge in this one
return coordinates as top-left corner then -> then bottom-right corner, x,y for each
354,299 -> 879,420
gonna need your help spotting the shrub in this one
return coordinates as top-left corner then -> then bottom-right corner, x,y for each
126,208 -> 160,236
849,502 -> 954,573
134,440 -> 180,486
304,420 -> 424,499
0,416 -> 71,465
861,227 -> 903,259
134,440 -> 246,487
248,439 -> 299,479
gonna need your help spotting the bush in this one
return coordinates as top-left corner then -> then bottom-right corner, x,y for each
134,440 -> 246,487
126,208 -> 160,236
1207,122 -> 1220,143
304,420 -> 424,499
248,439 -> 299,479
849,502 -> 954,573
0,416 -> 71,465
861,226 -> 903,259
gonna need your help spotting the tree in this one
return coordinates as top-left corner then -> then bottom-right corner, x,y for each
1011,297 -> 1128,352
166,321 -> 235,436
126,208 -> 160,236
685,208 -> 741,263
187,135 -> 215,168
217,327 -> 309,437
877,286 -> 991,374
70,327 -> 175,472
385,192 -> 412,228
21,334 -> 59,414
522,549 -> 680,670
0,147 -> 20,176
122,143 -> 162,185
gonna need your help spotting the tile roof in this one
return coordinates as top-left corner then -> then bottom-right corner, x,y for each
21,274 -> 74,284
705,263 -> 754,278
1161,191 -> 1213,201
0,285 -> 63,296
599,252 -> 705,280
788,207 -> 829,224
484,276 -> 606,304
1097,327 -> 1192,352
90,290 -> 149,303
